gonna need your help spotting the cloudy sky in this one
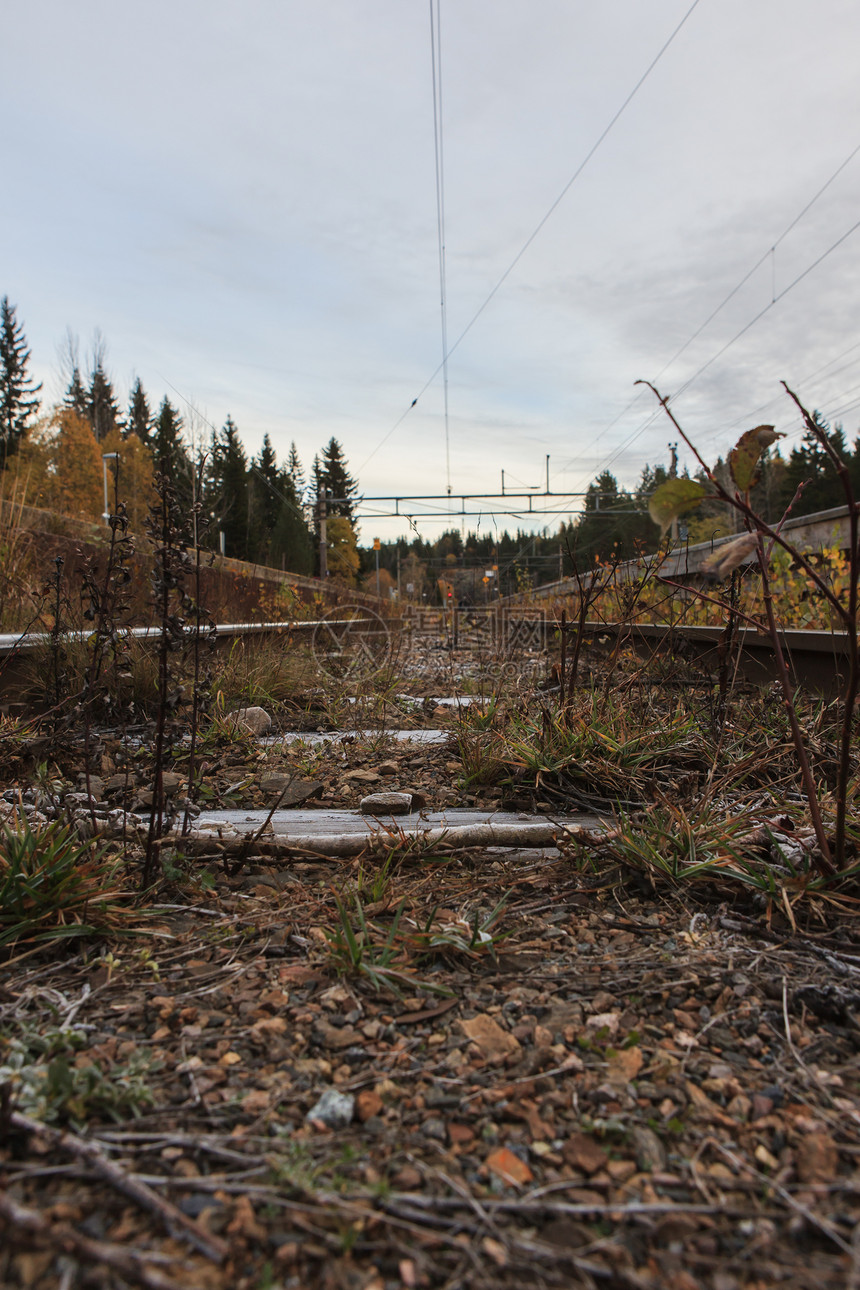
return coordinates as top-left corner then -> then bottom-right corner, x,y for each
4,0 -> 860,539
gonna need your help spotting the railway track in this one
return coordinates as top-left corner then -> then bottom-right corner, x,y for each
512,503 -> 852,598
0,611 -> 850,706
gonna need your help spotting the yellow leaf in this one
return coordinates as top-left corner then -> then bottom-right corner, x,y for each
648,479 -> 707,534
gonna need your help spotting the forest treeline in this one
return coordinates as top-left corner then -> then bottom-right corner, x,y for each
2,297 -> 858,596
0,299 -> 360,579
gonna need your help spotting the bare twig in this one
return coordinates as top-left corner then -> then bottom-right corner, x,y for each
8,1110 -> 228,1263
0,1188 -> 183,1290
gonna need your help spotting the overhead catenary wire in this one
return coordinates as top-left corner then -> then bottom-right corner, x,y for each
357,0 -> 705,474
429,0 -> 452,498
554,136 -> 860,486
556,210 -> 860,498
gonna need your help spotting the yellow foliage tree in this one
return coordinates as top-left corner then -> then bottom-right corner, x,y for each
326,515 -> 360,584
52,411 -> 104,520
99,426 -> 155,535
9,416 -> 55,512
361,566 -> 394,599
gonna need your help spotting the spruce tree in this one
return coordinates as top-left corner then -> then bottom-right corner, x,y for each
271,477 -> 315,575
153,397 -> 193,511
248,434 -> 281,562
210,416 -> 249,560
287,441 -> 306,500
319,436 -> 358,523
0,297 -> 42,465
87,354 -> 121,442
126,377 -> 152,443
62,366 -> 88,418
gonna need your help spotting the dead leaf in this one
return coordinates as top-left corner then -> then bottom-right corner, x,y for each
729,424 -> 782,492
226,1194 -> 267,1240
481,1236 -> 509,1266
355,1089 -> 383,1122
486,1146 -> 533,1186
702,533 -> 757,579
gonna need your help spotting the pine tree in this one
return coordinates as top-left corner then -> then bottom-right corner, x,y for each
209,416 -> 249,560
778,412 -> 847,517
126,377 -> 152,443
319,436 -> 358,523
271,481 -> 315,575
152,397 -> 193,511
62,366 -> 88,418
247,434 -> 281,562
287,441 -> 306,500
86,348 -> 121,442
0,297 -> 42,465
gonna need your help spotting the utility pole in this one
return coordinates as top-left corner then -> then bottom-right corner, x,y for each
668,442 -> 679,545
318,491 -> 328,579
373,537 -> 381,598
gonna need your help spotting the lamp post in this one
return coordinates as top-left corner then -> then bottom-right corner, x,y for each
102,453 -> 119,525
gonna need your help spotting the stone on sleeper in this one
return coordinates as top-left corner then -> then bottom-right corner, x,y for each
226,706 -> 272,736
360,792 -> 414,815
305,1088 -> 355,1130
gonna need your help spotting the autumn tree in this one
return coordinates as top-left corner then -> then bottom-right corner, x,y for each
99,424 -> 155,533
52,410 -> 104,519
0,297 -> 42,466
326,514 -> 360,583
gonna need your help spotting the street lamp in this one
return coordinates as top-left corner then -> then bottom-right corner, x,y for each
102,453 -> 119,525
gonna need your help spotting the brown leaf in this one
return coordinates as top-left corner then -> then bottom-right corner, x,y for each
481,1236 -> 509,1266
393,998 -> 459,1026
355,1089 -> 383,1122
702,533 -> 757,579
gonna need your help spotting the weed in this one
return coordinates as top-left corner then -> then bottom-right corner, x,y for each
0,818 -> 133,946
644,380 -> 860,874
0,1025 -> 157,1128
324,890 -> 452,1000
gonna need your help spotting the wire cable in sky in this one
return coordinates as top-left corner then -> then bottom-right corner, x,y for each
672,211 -> 860,405
358,0 -> 706,473
557,203 -> 860,495
553,136 -> 860,484
429,0 -> 452,497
